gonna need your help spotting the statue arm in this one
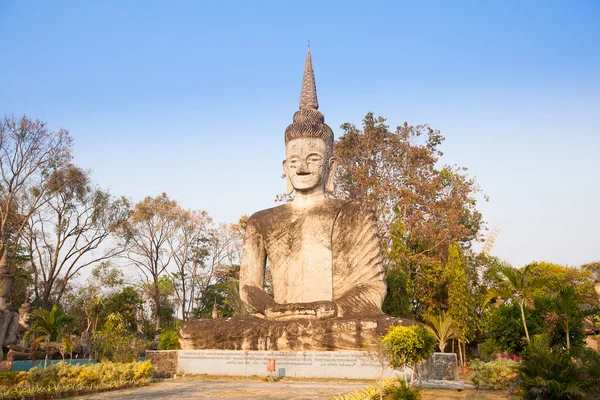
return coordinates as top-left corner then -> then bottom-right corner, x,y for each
239,216 -> 275,314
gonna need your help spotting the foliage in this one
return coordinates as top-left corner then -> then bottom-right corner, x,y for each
469,358 -> 519,389
335,114 -> 484,321
545,285 -> 589,349
0,371 -> 29,387
484,263 -> 545,342
381,325 -> 435,380
24,164 -> 130,307
446,243 -> 474,344
422,310 -> 458,353
91,313 -> 148,362
331,377 -> 421,400
528,262 -> 598,305
24,305 -> 75,357
334,113 -> 483,257
158,329 -> 181,350
517,334 -> 600,399
1,361 -> 153,400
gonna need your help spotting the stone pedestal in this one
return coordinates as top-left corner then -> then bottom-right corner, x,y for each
179,315 -> 417,351
415,353 -> 459,381
148,349 -> 404,379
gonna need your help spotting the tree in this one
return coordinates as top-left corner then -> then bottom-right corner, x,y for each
23,165 -> 129,307
423,310 -> 458,353
118,193 -> 185,333
335,114 -> 485,321
446,242 -> 473,370
24,305 -> 75,358
485,263 -> 544,343
334,113 -> 483,262
381,325 -> 435,385
168,209 -> 211,321
0,116 -> 72,288
546,285 -> 587,350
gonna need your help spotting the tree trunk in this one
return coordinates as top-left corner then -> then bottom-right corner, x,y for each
154,279 -> 161,334
458,339 -> 464,374
519,300 -> 530,342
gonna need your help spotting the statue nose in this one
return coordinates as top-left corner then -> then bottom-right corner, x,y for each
297,162 -> 310,175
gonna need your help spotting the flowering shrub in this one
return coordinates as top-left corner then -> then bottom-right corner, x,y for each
470,357 -> 520,389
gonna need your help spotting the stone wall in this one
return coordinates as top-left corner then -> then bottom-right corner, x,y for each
146,350 -> 178,378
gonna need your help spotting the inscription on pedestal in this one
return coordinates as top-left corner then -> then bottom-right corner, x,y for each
178,350 -> 402,379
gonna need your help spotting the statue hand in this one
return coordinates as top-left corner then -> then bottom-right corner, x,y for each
265,300 -> 337,321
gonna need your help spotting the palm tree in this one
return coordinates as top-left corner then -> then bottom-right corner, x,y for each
24,305 -> 75,357
423,310 -> 458,352
484,262 -> 544,343
547,285 -> 586,349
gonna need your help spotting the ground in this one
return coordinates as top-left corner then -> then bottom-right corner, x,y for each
76,377 -> 510,399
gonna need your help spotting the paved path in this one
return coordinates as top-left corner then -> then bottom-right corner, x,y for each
77,379 -> 367,399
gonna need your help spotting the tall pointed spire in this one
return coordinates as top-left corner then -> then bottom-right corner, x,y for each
299,45 -> 318,110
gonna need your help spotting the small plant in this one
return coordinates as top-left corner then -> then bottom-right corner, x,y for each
332,377 -> 421,400
158,329 -> 181,350
469,357 -> 519,389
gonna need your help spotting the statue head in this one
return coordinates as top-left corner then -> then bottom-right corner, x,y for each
283,47 -> 336,195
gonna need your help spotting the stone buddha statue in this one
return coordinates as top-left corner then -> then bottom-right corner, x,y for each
239,48 -> 386,322
179,48 -> 411,351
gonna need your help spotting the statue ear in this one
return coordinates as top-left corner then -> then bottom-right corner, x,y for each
326,157 -> 337,193
282,160 -> 294,195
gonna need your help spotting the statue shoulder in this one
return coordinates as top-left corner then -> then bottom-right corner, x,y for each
337,200 -> 377,219
247,204 -> 291,231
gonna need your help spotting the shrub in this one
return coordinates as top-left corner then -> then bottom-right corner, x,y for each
381,325 -> 435,370
332,377 -> 421,400
469,358 -> 519,389
158,329 -> 181,350
517,334 -> 594,399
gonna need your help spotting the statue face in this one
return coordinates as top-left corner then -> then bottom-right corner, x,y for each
284,138 -> 328,192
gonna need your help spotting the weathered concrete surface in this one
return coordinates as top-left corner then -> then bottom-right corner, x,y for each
175,349 -> 404,379
180,315 -> 416,351
416,352 -> 459,381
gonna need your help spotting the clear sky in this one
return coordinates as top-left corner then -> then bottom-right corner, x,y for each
1,1 -> 598,268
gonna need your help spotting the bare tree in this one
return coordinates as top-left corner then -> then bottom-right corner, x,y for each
118,193 -> 185,332
168,209 -> 211,322
0,116 -> 72,277
23,165 -> 130,307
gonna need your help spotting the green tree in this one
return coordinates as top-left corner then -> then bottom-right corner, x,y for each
24,305 -> 75,358
446,242 -> 473,370
546,285 -> 587,350
381,325 -> 435,385
485,263 -> 544,343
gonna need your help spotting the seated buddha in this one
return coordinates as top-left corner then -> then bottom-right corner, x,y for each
239,48 -> 387,322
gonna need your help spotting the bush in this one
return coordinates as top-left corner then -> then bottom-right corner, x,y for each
469,357 -> 519,389
381,325 -> 435,371
332,377 -> 421,400
158,329 -> 181,350
517,334 -> 600,399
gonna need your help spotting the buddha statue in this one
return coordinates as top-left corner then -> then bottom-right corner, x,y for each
239,47 -> 386,321
179,48 -> 412,351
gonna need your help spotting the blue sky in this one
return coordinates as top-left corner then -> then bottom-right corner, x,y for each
1,1 -> 598,267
